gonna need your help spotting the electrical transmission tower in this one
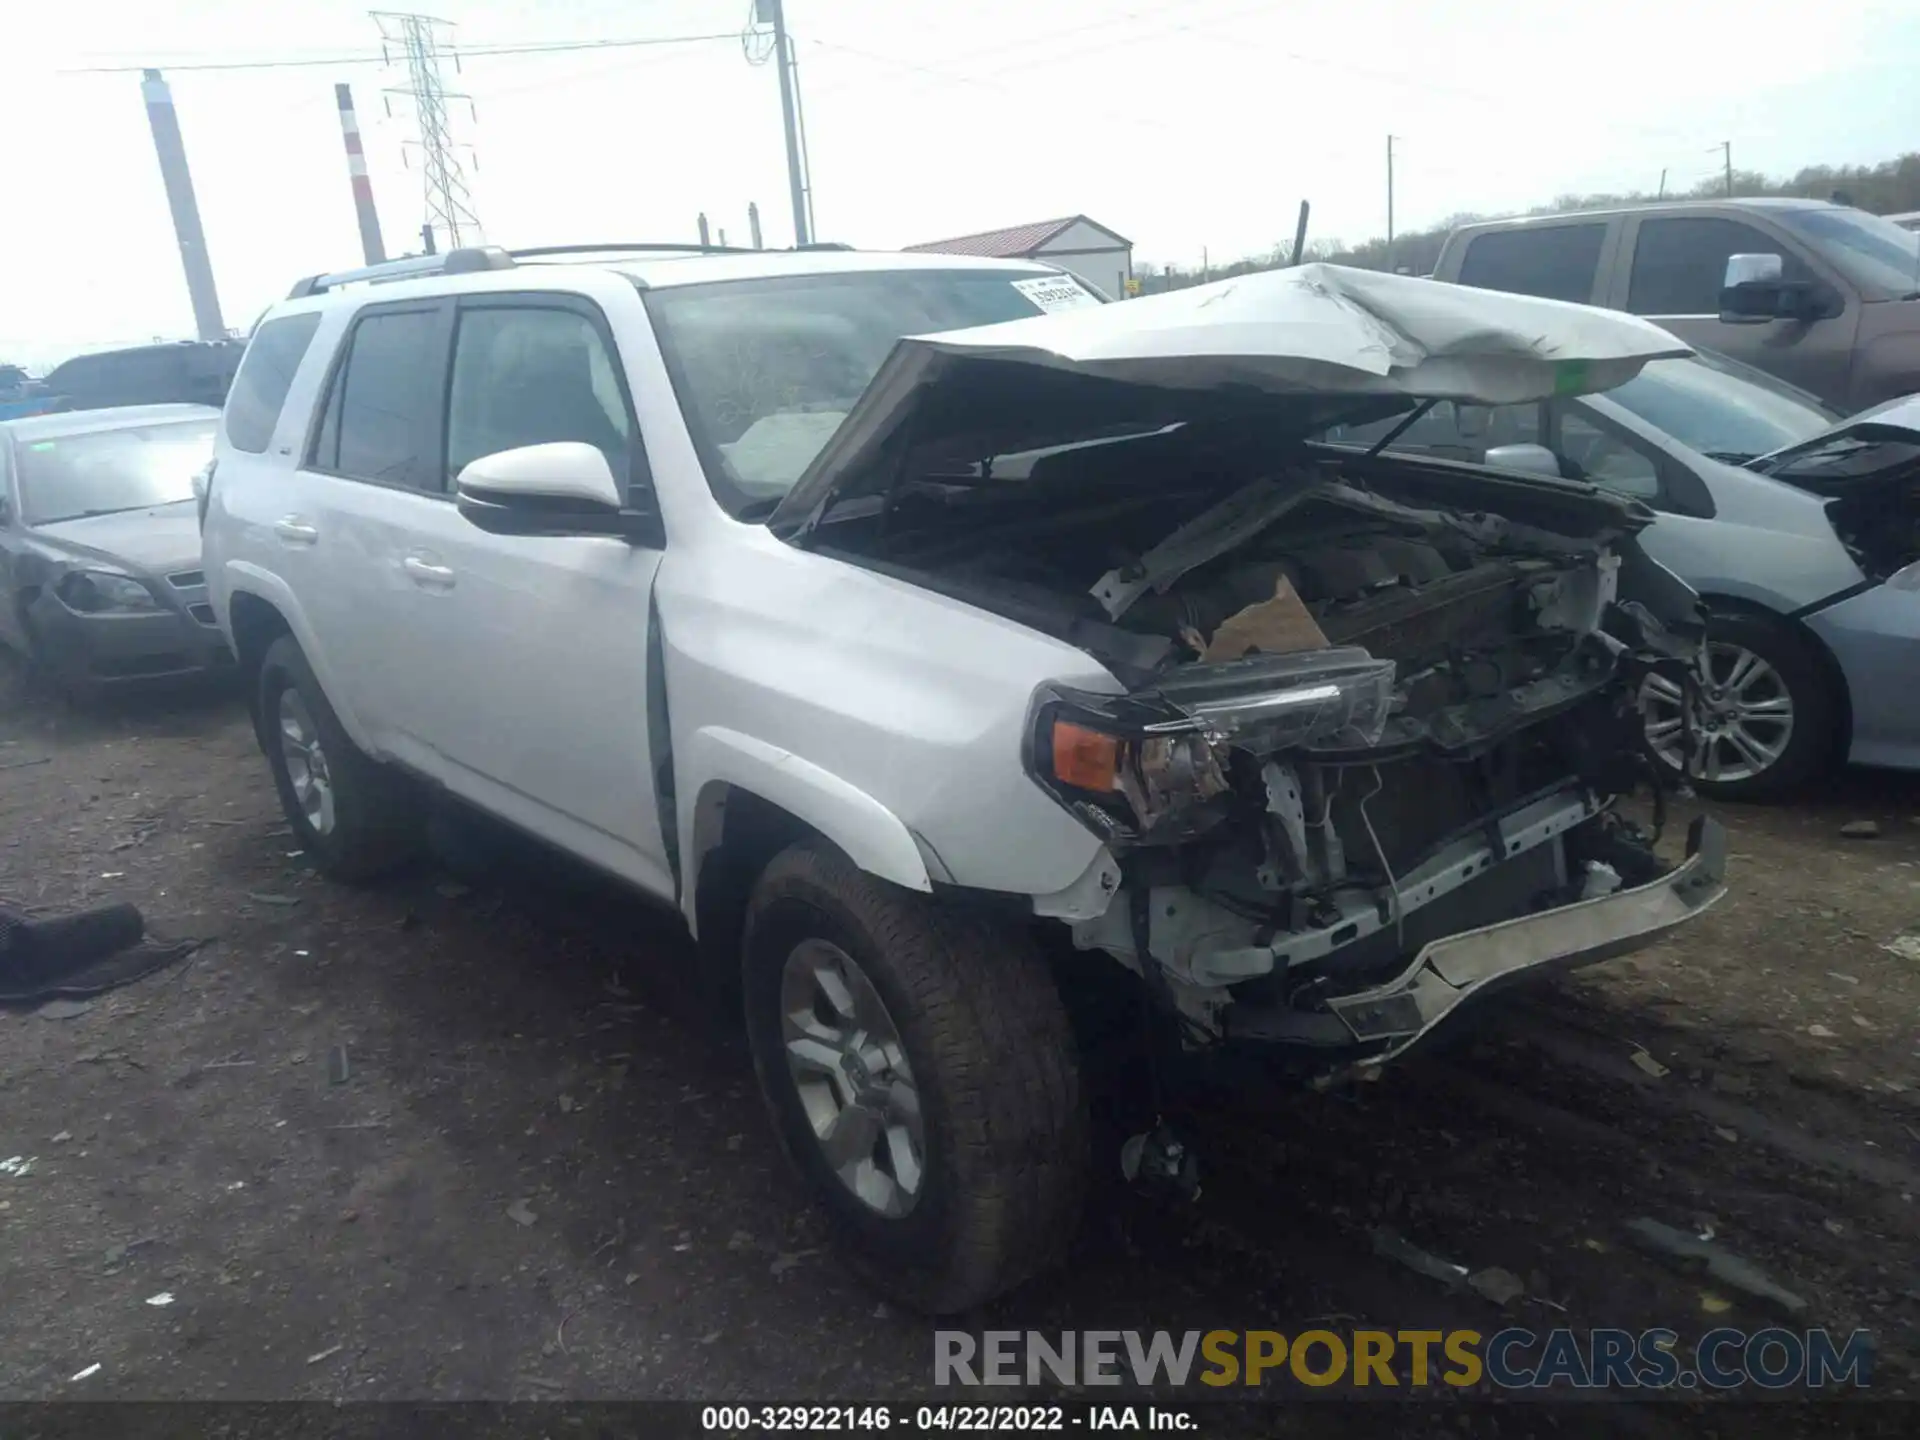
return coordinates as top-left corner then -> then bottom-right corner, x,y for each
373,10 -> 482,250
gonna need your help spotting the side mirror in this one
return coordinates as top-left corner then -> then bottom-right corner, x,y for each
455,442 -> 661,545
1483,442 -> 1565,480
1719,252 -> 1832,325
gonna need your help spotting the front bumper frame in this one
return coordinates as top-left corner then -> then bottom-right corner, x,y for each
1305,814 -> 1728,1067
27,589 -> 233,687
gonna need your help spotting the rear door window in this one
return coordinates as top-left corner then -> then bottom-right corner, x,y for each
225,313 -> 322,453
308,305 -> 449,492
1627,218 -> 1812,316
1456,224 -> 1606,302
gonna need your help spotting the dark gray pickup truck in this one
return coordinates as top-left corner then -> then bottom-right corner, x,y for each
1432,199 -> 1920,413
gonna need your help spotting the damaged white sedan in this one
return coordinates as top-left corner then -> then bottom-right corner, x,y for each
208,251 -> 1729,1317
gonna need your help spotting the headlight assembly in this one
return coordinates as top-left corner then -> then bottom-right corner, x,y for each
56,570 -> 161,614
1027,647 -> 1397,845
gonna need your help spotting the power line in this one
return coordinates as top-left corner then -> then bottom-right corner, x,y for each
60,33 -> 743,74
468,43 -> 717,104
805,0 -> 1275,100
799,32 -> 1386,170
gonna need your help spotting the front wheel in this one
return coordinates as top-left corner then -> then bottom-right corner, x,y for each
742,839 -> 1088,1314
1639,613 -> 1837,802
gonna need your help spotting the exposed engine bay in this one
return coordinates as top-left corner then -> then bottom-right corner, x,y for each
1756,428 -> 1920,579
817,425 -> 1723,1068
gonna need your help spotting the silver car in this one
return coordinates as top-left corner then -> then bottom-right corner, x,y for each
0,404 -> 228,693
1332,352 -> 1920,800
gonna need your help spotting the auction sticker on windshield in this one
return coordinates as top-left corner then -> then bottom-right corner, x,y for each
1012,275 -> 1101,312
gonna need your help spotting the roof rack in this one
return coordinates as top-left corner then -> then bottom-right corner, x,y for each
286,240 -> 858,298
287,247 -> 513,298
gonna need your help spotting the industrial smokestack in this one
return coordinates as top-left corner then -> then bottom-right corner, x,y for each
335,83 -> 387,265
141,69 -> 226,341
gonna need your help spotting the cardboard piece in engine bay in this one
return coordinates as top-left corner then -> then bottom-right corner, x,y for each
766,264 -> 1730,1067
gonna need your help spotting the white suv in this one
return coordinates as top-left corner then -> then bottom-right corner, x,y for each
205,245 -> 1728,1312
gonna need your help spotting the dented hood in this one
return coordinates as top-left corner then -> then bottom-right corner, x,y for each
1749,391 -> 1920,488
770,263 -> 1692,532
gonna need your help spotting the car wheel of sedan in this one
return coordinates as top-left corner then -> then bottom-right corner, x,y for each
17,614 -> 86,706
258,636 -> 424,882
742,838 -> 1088,1314
1640,612 -> 1836,801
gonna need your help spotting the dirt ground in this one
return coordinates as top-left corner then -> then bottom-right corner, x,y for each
1,652 -> 1917,1425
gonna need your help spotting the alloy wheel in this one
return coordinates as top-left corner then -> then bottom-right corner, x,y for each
779,937 -> 926,1219
277,689 -> 337,836
1641,641 -> 1794,784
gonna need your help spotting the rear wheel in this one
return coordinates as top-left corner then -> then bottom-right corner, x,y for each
1639,612 -> 1836,801
742,839 -> 1088,1314
258,636 -> 424,882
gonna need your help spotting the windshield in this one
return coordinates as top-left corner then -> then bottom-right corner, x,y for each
16,418 -> 215,525
1774,207 -> 1920,299
644,269 -> 1085,515
1602,353 -> 1837,462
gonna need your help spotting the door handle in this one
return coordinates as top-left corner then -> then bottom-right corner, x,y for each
402,554 -> 456,589
273,517 -> 318,546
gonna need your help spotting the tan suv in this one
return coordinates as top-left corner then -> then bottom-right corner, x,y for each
1432,199 -> 1920,413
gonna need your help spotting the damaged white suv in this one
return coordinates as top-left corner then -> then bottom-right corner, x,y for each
204,247 -> 1729,1313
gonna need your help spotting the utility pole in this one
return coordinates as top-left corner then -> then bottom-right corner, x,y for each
1720,141 -> 1733,198
335,83 -> 387,265
746,0 -> 811,247
140,69 -> 226,341
1385,135 -> 1397,273
374,11 -> 482,248
1657,168 -> 1667,200
749,202 -> 763,250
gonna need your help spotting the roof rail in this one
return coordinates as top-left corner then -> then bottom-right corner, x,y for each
286,238 -> 859,298
286,246 -> 516,299
510,242 -> 855,258
509,242 -> 755,259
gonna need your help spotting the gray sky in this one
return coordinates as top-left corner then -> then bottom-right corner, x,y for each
4,0 -> 1915,367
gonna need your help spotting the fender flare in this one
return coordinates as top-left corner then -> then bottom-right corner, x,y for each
223,562 -> 378,755
680,726 -> 934,931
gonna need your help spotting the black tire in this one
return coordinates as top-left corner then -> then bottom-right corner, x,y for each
18,614 -> 91,707
1645,611 -> 1837,802
742,839 -> 1088,1314
257,635 -> 424,882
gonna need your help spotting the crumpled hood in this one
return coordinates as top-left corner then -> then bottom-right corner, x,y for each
770,263 -> 1692,531
1751,391 -> 1920,472
1746,390 -> 1920,499
29,502 -> 203,576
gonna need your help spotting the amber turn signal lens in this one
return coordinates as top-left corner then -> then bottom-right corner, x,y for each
1051,720 -> 1120,791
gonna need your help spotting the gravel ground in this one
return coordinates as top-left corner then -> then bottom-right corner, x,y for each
1,655 -> 1916,1428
